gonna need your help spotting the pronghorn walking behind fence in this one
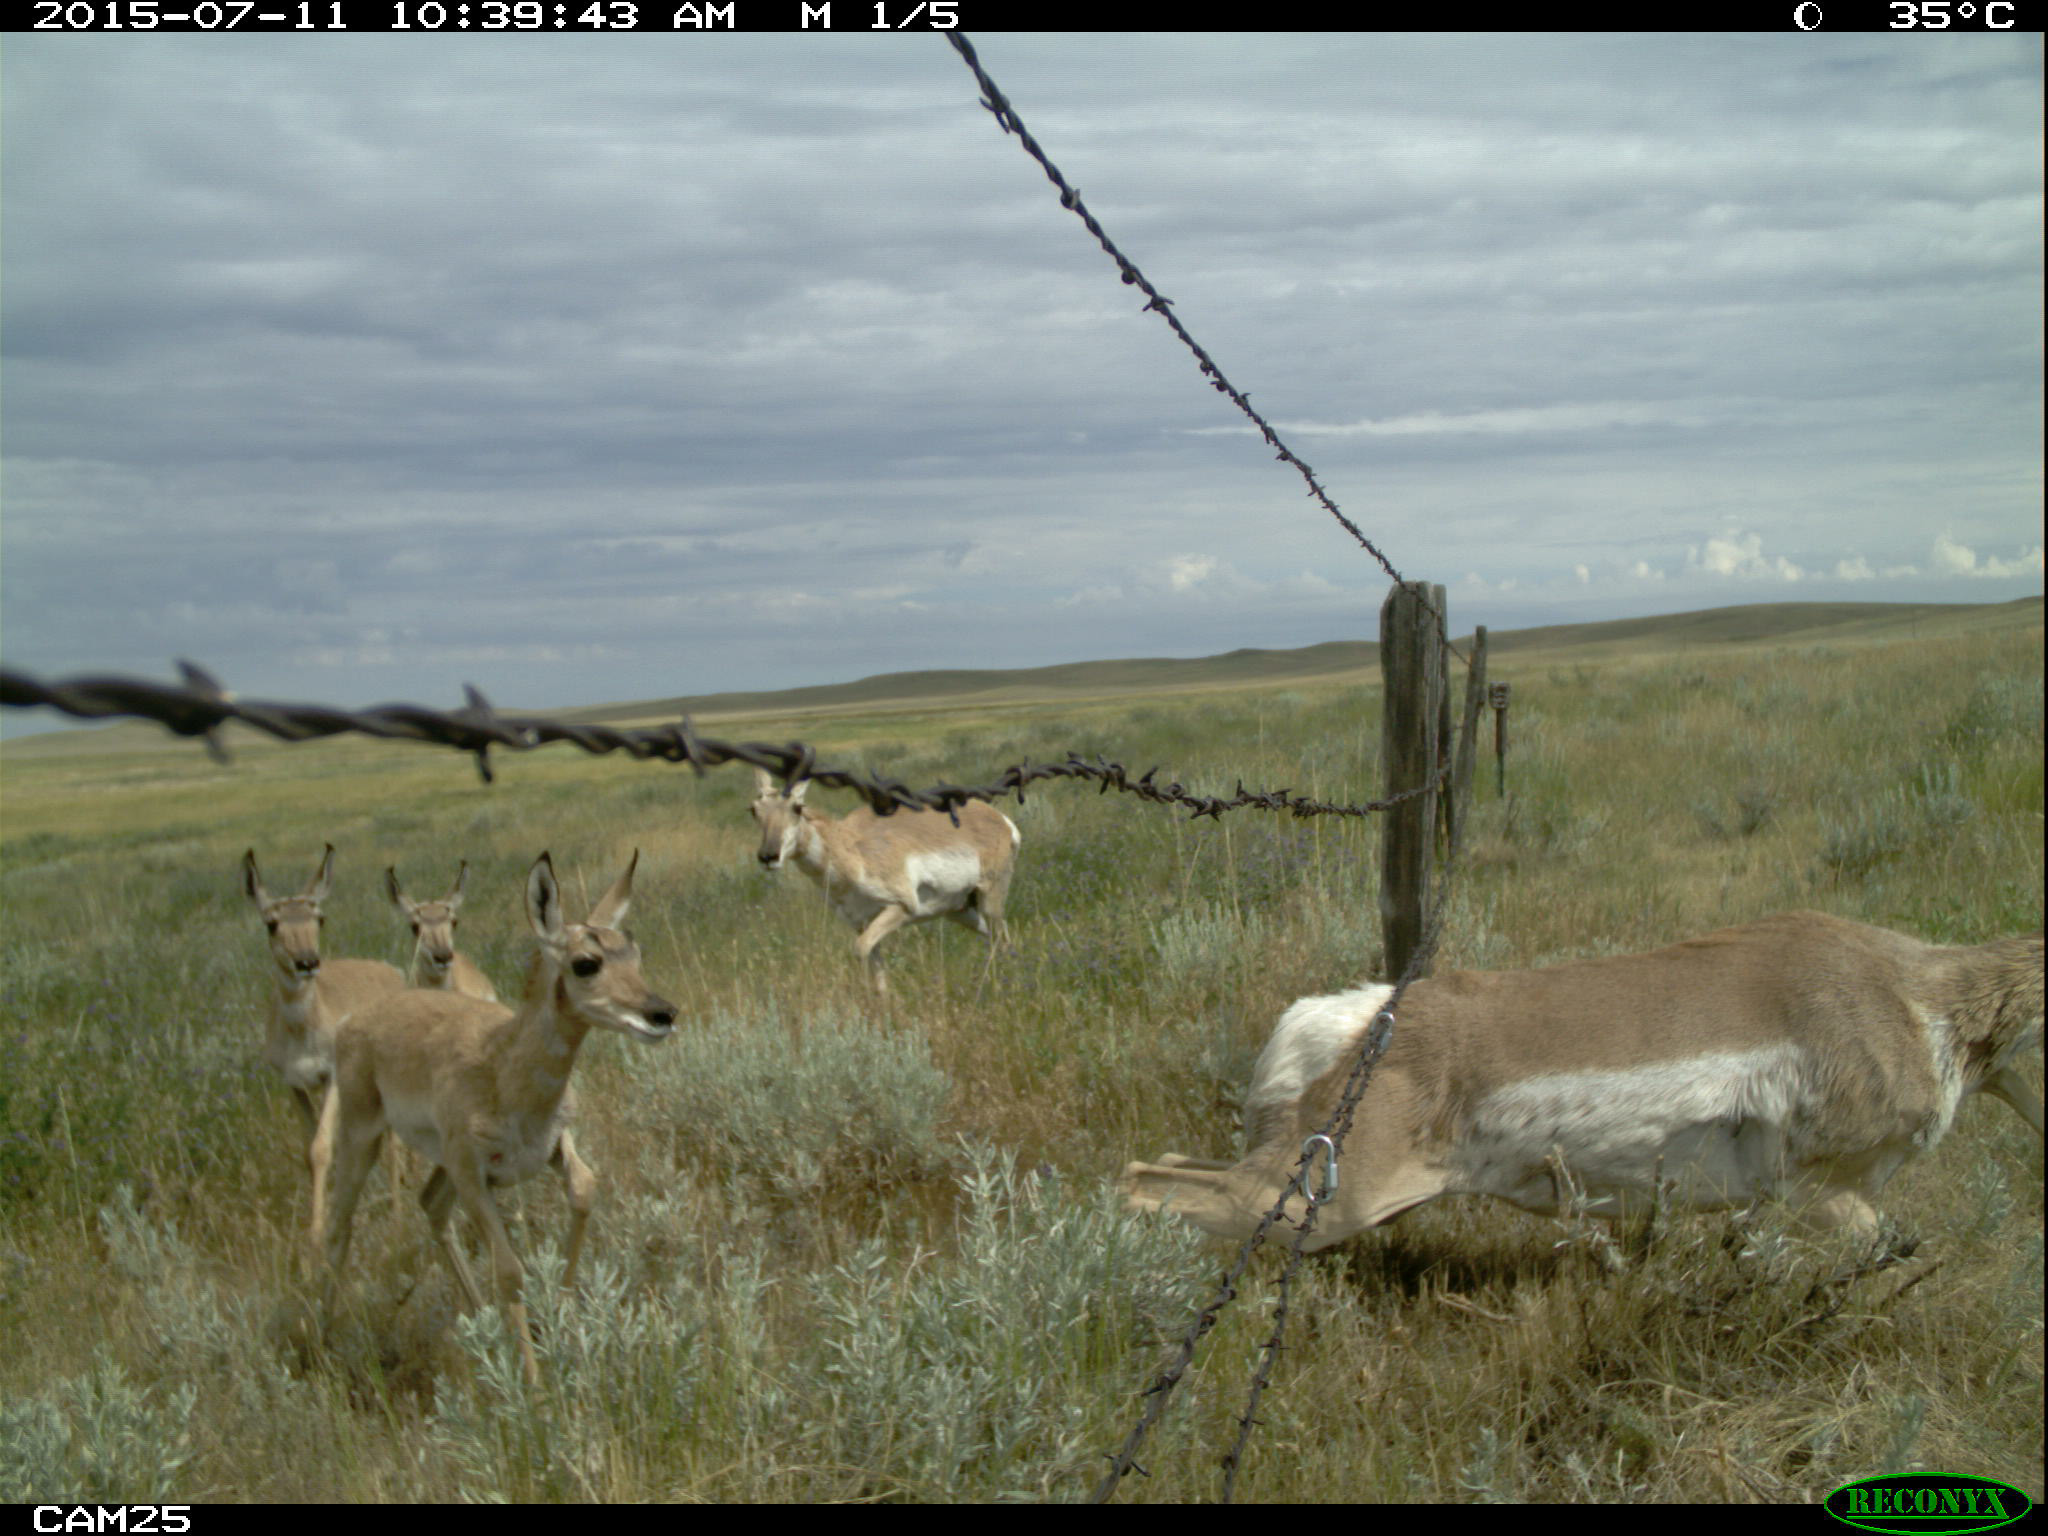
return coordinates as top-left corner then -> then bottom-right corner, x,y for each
750,768 -> 1022,994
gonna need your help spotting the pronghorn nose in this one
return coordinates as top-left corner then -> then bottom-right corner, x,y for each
643,997 -> 678,1030
294,956 -> 321,976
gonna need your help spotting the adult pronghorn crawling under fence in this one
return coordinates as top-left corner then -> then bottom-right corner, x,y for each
385,861 -> 499,1002
749,768 -> 1022,993
1125,912 -> 2043,1244
243,845 -> 406,1133
310,850 -> 676,1385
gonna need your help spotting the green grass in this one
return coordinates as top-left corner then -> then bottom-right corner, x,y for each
0,609 -> 2040,1502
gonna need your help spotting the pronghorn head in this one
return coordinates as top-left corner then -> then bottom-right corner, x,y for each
750,769 -> 810,870
244,845 -> 335,988
526,850 -> 677,1042
386,861 -> 468,981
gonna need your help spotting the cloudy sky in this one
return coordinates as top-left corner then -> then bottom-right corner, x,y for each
3,33 -> 2040,734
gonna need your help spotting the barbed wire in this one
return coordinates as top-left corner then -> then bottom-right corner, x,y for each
0,659 -> 1446,824
1088,703 -> 1456,1505
940,34 -> 1472,1499
946,33 -> 1467,670
1215,855 -> 1456,1503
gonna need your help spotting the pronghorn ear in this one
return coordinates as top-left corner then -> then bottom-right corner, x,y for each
447,860 -> 468,910
752,767 -> 776,797
526,852 -> 567,947
384,866 -> 407,910
589,850 -> 638,930
243,850 -> 269,908
788,779 -> 809,809
307,844 -> 336,904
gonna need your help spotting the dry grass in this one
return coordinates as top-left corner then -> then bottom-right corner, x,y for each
0,618 -> 2039,1502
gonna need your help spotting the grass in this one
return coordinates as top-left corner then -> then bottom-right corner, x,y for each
0,609 -> 2040,1503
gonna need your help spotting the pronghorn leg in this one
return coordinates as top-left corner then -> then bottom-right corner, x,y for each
446,1152 -> 540,1385
318,1108 -> 387,1315
855,906 -> 916,994
310,1079 -> 405,1227
552,1132 -> 597,1290
420,1166 -> 485,1312
945,901 -> 1003,987
978,868 -> 1014,954
306,1085 -> 339,1281
1152,1153 -> 1236,1173
1980,1066 -> 2045,1140
380,1139 -> 411,1227
292,1084 -> 320,1136
945,903 -> 992,940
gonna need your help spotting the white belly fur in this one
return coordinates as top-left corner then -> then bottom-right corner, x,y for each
1455,1044 -> 1810,1212
902,847 -> 983,916
822,847 -> 984,926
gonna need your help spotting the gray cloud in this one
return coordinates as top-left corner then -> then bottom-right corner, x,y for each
3,34 -> 2039,730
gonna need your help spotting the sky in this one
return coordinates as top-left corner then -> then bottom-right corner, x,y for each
2,33 -> 2041,736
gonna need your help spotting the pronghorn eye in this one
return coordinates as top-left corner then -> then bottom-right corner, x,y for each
571,956 -> 602,978
265,920 -> 279,934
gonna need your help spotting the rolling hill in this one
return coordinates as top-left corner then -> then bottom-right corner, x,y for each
567,596 -> 2043,727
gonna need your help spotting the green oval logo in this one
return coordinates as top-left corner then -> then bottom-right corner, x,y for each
1825,1475 -> 2033,1535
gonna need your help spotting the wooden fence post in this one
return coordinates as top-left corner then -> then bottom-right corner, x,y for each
1490,681 -> 1512,797
1380,581 -> 1446,984
1450,624 -> 1487,855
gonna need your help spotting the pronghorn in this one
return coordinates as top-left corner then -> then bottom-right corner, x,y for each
385,861 -> 499,1002
244,845 -> 406,1132
1125,912 -> 2043,1246
310,850 -> 675,1384
749,769 -> 1022,993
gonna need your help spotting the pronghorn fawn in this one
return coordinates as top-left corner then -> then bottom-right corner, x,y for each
244,845 -> 405,1134
386,861 -> 499,1002
749,768 -> 1021,994
310,850 -> 676,1384
1126,913 -> 2043,1247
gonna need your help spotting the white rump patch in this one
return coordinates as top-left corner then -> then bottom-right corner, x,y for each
1458,1043 -> 1810,1211
903,847 -> 982,915
1245,984 -> 1395,1125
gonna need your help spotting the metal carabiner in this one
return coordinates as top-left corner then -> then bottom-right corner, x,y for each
1300,1133 -> 1339,1203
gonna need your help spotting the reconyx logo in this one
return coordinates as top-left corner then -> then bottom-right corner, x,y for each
1825,1475 -> 2032,1535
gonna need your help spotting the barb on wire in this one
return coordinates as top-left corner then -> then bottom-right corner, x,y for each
1,660 -> 1445,824
1090,752 -> 1460,1503
946,33 -> 1466,669
1215,879 -> 1453,1503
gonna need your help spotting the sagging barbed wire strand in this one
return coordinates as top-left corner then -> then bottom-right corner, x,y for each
1088,669 -> 1457,1505
945,33 -> 1467,670
1215,854 -> 1458,1503
0,660 -> 1446,824
1086,866 -> 1452,1504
